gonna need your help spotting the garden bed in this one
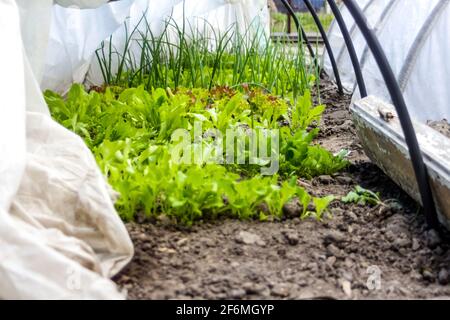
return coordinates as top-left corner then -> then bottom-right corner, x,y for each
43,20 -> 449,298
113,80 -> 450,299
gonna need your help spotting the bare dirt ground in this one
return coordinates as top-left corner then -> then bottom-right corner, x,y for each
115,79 -> 450,300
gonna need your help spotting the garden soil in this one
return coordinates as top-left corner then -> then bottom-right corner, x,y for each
114,79 -> 450,300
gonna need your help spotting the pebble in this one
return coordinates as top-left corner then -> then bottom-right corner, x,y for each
326,256 -> 337,268
347,225 -> 354,234
438,269 -> 449,285
271,284 -> 291,297
180,274 -> 194,283
235,231 -> 266,246
388,201 -> 404,212
229,289 -> 246,299
412,238 -> 421,251
385,230 -> 396,242
422,270 -> 435,282
282,231 -> 300,246
283,201 -> 302,218
231,246 -> 245,256
434,246 -> 444,256
136,233 -> 150,242
397,287 -> 411,296
426,229 -> 441,249
341,280 -> 353,298
392,237 -> 411,250
277,248 -> 287,257
158,247 -> 177,254
326,244 -> 343,258
176,238 -> 189,247
317,175 -> 334,185
243,282 -> 266,294
345,211 -> 358,222
324,230 -> 346,245
344,258 -> 354,269
336,176 -> 353,185
306,262 -> 319,274
199,237 -> 216,247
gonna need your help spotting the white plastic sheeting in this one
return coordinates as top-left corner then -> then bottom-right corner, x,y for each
42,0 -> 270,93
0,0 -> 26,213
0,0 -> 133,299
41,0 -> 135,93
324,0 -> 371,90
87,0 -> 270,88
85,0 -> 185,88
323,0 -> 450,123
172,0 -> 270,38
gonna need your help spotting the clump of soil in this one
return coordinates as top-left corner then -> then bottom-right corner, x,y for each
115,80 -> 450,300
428,119 -> 450,139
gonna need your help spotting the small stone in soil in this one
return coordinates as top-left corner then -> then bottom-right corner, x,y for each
434,246 -> 444,256
229,289 -> 246,299
422,270 -> 435,282
176,238 -> 188,247
323,230 -> 346,245
282,230 -> 300,246
326,256 -> 336,268
199,237 -> 216,247
426,229 -> 441,249
317,175 -> 334,185
271,284 -> 290,297
392,237 -> 411,250
345,211 -> 358,222
243,282 -> 266,294
341,280 -> 352,298
136,233 -> 149,242
438,269 -> 449,285
326,244 -> 343,258
344,258 -> 354,269
412,238 -> 421,251
231,246 -> 245,256
235,231 -> 266,246
282,200 -> 302,219
336,176 -> 353,185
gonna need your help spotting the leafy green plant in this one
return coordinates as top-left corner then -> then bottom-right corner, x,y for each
312,195 -> 336,220
342,186 -> 382,206
45,84 -> 346,225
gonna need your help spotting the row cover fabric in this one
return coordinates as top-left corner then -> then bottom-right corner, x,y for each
41,0 -> 270,93
323,0 -> 450,123
41,0 -> 136,93
0,0 -> 133,299
86,0 -> 185,88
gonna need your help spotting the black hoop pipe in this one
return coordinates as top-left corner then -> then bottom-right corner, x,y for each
344,0 -> 439,229
302,0 -> 344,94
327,0 -> 367,98
280,0 -> 316,60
